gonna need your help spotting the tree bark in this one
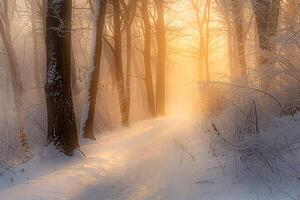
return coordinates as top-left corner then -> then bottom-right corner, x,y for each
142,0 -> 155,116
113,0 -> 129,126
81,0 -> 107,140
45,0 -> 79,156
154,0 -> 166,116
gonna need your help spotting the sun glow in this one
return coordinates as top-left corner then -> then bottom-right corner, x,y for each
164,1 -> 229,114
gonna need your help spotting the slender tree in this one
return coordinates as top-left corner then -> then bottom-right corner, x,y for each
215,0 -> 238,79
154,0 -> 166,116
190,0 -> 206,81
123,0 -> 137,126
113,0 -> 129,126
205,0 -> 211,81
142,0 -> 156,116
0,1 -> 30,161
27,0 -> 42,87
231,0 -> 247,82
45,0 -> 79,155
81,0 -> 107,140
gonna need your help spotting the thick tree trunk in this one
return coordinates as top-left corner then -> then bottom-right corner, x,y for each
81,0 -> 107,140
154,0 -> 166,116
45,0 -> 79,156
142,0 -> 155,116
113,0 -> 129,126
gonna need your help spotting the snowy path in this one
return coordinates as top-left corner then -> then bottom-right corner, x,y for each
0,116 -> 298,200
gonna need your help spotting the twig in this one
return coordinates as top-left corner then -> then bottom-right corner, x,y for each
195,81 -> 284,113
174,139 -> 196,162
75,148 -> 86,158
252,100 -> 259,134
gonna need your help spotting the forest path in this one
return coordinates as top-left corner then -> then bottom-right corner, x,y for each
0,116 -> 262,200
74,116 -> 199,200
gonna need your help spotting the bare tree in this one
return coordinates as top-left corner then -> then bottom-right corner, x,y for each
205,0 -> 211,81
190,0 -> 205,81
215,0 -> 238,79
113,0 -> 129,126
0,1 -> 30,161
122,0 -> 137,126
231,0 -> 247,82
154,0 -> 166,116
25,0 -> 42,87
142,0 -> 155,116
81,0 -> 107,140
251,0 -> 280,89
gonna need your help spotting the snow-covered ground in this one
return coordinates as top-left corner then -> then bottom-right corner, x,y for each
0,115 -> 300,200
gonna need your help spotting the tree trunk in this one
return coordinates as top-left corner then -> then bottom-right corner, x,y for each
113,0 -> 129,126
124,0 -> 137,125
0,3 -> 30,161
30,0 -> 42,87
231,0 -> 247,82
225,11 -> 237,79
154,0 -> 166,116
205,0 -> 211,82
125,27 -> 131,124
198,19 -> 205,81
142,0 -> 155,116
45,0 -> 79,156
81,0 -> 107,140
191,0 -> 206,81
251,0 -> 280,89
70,48 -> 77,93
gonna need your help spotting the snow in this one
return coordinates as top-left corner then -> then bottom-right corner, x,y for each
0,115 -> 300,200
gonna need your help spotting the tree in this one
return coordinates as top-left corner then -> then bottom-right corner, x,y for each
215,0 -> 238,80
45,0 -> 79,155
190,0 -> 205,81
154,0 -> 166,116
142,0 -> 156,116
122,0 -> 137,125
231,0 -> 247,82
205,0 -> 211,81
0,1 -> 31,161
113,0 -> 129,126
251,0 -> 280,89
81,0 -> 107,140
26,0 -> 42,87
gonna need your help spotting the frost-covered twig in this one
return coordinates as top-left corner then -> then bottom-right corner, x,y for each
197,81 -> 284,113
173,139 -> 196,163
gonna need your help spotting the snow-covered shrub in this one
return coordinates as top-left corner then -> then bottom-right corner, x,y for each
201,82 -> 300,196
198,83 -> 228,116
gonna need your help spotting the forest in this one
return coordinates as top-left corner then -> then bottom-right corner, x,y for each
0,0 -> 300,199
